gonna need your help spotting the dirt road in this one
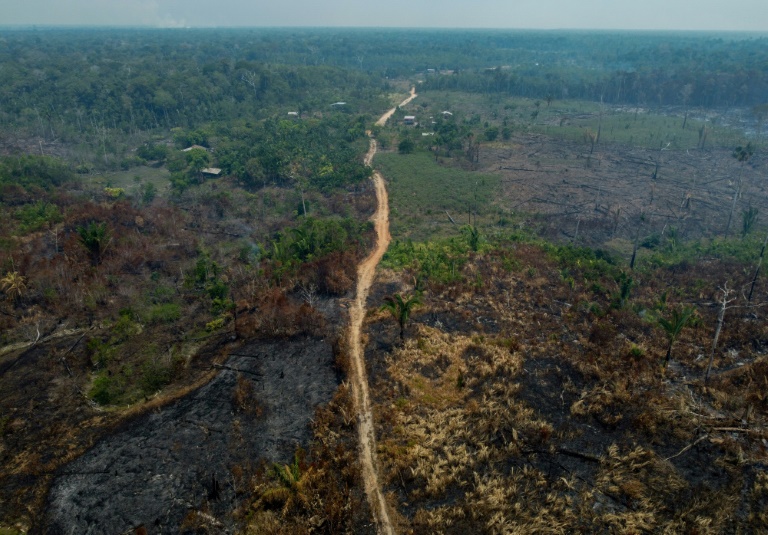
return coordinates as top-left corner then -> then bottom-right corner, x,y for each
350,88 -> 416,535
374,87 -> 417,128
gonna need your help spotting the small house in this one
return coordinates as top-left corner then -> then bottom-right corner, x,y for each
403,116 -> 416,126
201,168 -> 222,177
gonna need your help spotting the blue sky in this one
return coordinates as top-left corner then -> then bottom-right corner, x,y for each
4,0 -> 767,31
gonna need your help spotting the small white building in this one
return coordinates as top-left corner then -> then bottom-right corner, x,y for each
403,116 -> 416,125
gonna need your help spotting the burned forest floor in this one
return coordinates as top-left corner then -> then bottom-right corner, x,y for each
484,135 -> 766,250
365,240 -> 768,533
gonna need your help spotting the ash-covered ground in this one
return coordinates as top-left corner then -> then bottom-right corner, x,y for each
45,337 -> 337,534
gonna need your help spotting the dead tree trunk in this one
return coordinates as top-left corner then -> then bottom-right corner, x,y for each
748,230 -> 768,302
724,175 -> 743,238
706,284 -> 735,382
630,215 -> 644,270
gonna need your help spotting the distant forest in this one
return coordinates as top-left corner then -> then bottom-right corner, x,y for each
0,28 -> 766,172
1,30 -> 766,113
1,29 -> 767,135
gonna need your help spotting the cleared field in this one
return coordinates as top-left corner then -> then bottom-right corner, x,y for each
416,90 -> 756,150
91,165 -> 172,197
374,151 -> 503,241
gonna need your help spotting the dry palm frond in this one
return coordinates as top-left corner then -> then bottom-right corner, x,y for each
1,271 -> 27,302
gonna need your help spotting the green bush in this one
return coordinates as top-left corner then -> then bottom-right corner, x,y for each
146,303 -> 181,324
140,358 -> 173,396
268,216 -> 366,264
137,142 -> 169,162
148,284 -> 175,304
90,375 -> 116,405
141,182 -> 157,205
546,244 -> 620,282
87,337 -> 115,369
206,317 -> 227,331
484,126 -> 499,141
382,237 -> 472,284
15,201 -> 62,232
206,280 -> 229,301
398,138 -> 415,154
0,155 -> 76,190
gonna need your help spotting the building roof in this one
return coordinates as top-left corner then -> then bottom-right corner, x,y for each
201,168 -> 222,176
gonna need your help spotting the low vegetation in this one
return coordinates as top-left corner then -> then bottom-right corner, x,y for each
367,234 -> 768,533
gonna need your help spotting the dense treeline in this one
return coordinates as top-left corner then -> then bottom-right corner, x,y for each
214,113 -> 371,190
414,32 -> 768,107
0,29 -> 389,151
2,28 -> 766,153
421,59 -> 768,108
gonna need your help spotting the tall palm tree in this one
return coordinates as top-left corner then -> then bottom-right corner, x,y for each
381,293 -> 421,341
658,306 -> 695,366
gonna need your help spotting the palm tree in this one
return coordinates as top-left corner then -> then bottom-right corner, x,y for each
658,306 -> 696,366
260,451 -> 312,515
76,221 -> 110,266
462,224 -> 481,252
381,293 -> 421,341
1,271 -> 27,305
742,206 -> 759,238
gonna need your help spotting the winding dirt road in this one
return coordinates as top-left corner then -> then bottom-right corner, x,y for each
349,88 -> 416,535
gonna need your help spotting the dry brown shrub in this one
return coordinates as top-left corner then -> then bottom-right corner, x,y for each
0,183 -> 33,205
588,320 -> 617,346
295,302 -> 326,337
750,471 -> 768,528
331,334 -> 351,377
255,288 -> 299,338
570,381 -> 630,428
232,375 -> 264,417
313,250 -> 357,296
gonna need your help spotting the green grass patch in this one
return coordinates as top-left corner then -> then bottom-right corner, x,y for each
419,90 -> 753,151
639,234 -> 766,270
534,110 -> 749,151
375,151 -> 501,241
91,165 -> 171,199
145,303 -> 182,324
383,236 -> 472,284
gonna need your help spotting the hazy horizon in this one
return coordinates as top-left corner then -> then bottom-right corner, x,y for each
3,0 -> 767,32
